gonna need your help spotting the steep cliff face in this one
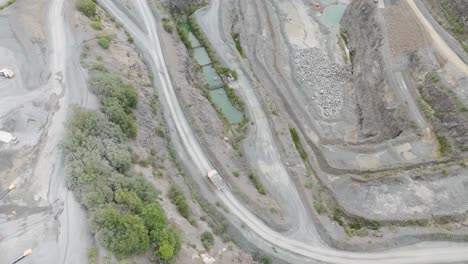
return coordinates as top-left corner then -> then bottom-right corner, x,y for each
341,0 -> 405,142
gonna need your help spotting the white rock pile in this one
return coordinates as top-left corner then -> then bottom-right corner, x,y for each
293,47 -> 350,118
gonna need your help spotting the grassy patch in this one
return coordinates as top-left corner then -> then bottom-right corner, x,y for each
88,247 -> 97,264
289,127 -> 307,161
248,171 -> 266,195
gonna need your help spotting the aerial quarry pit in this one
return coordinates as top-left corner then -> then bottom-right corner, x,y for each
0,0 -> 467,263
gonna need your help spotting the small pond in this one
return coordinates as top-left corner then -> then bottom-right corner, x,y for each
322,4 -> 346,25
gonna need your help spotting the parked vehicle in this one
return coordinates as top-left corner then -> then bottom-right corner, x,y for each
0,68 -> 14,78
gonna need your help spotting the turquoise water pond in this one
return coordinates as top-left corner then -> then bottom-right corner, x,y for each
188,32 -> 201,48
322,4 -> 346,25
193,47 -> 211,65
209,88 -> 243,124
202,65 -> 224,89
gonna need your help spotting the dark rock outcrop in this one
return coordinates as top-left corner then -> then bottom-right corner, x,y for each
341,0 -> 406,142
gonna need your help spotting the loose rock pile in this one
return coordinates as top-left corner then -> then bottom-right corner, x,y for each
293,47 -> 350,118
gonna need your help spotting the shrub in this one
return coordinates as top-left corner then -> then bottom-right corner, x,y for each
232,170 -> 240,177
91,20 -> 102,30
248,171 -> 266,195
128,36 -> 134,43
168,185 -> 190,219
98,37 -> 110,49
201,231 -> 214,250
162,18 -> 173,33
76,0 -> 96,18
232,32 -> 244,57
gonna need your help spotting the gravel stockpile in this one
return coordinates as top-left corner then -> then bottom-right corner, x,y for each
293,47 -> 350,118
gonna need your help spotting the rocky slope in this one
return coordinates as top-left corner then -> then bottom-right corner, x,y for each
341,0 -> 406,142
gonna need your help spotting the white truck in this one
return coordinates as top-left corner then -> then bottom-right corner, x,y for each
207,169 -> 224,190
0,68 -> 14,78
0,131 -> 18,144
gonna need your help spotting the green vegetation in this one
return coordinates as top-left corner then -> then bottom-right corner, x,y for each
289,127 -> 307,161
76,0 -> 96,18
168,185 -> 191,219
98,36 -> 110,49
128,36 -> 134,43
162,18 -> 174,33
253,253 -> 271,264
200,231 -> 214,251
88,248 -> 97,264
64,106 -> 180,259
0,0 -> 16,10
223,83 -> 244,110
88,65 -> 138,138
337,35 -> 348,64
436,134 -> 452,157
91,21 -> 102,30
232,170 -> 240,177
232,33 -> 244,57
176,23 -> 192,49
91,207 -> 149,256
304,181 -> 313,189
188,17 -> 237,81
313,202 -> 325,214
248,171 -> 266,195
434,1 -> 468,52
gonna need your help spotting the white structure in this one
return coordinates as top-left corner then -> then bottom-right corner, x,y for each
0,131 -> 18,143
0,68 -> 14,78
207,169 -> 224,190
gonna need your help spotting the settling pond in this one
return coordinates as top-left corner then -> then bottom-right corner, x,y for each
187,26 -> 243,124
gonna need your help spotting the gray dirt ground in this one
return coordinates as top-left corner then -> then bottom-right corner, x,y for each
218,0 -> 468,250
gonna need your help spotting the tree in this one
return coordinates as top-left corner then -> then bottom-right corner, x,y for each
141,203 -> 167,242
113,175 -> 159,203
115,189 -> 144,214
92,207 -> 149,257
